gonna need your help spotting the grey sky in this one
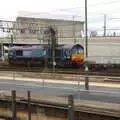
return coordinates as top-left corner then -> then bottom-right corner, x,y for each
0,0 -> 120,35
0,0 -> 119,18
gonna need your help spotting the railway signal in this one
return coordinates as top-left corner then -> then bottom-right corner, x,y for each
49,26 -> 58,72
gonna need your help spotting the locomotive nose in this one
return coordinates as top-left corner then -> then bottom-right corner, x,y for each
72,55 -> 84,62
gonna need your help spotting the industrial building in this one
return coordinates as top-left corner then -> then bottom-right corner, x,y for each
12,11 -> 84,44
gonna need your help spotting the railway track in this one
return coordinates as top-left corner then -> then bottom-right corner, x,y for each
0,63 -> 120,77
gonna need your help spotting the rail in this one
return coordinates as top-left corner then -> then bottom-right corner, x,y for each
0,65 -> 120,77
0,70 -> 120,83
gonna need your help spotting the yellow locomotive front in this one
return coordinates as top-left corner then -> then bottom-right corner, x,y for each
71,44 -> 84,66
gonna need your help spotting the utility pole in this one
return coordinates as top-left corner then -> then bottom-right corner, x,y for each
73,16 -> 76,44
85,0 -> 88,59
85,0 -> 89,90
104,14 -> 107,37
85,0 -> 88,70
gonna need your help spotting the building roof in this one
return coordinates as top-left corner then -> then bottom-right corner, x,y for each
17,11 -> 84,23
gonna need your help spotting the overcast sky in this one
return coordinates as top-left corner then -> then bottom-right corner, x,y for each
0,0 -> 120,34
0,0 -> 120,19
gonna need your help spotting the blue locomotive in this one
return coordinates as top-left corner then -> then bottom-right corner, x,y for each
8,44 -> 84,67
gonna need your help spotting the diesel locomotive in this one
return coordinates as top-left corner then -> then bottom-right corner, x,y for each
8,44 -> 84,67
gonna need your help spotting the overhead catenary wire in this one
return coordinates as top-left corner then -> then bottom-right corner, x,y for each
1,17 -> 120,38
50,0 -> 120,13
0,19 -> 84,29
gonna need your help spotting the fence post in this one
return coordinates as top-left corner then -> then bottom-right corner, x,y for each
85,65 -> 89,90
28,91 -> 31,120
68,95 -> 75,120
85,76 -> 89,90
12,90 -> 16,120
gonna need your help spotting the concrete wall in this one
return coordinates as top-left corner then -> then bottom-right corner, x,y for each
14,17 -> 84,44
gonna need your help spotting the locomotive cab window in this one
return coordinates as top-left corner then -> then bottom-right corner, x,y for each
77,49 -> 84,54
72,49 -> 77,54
72,49 -> 83,54
16,50 -> 23,56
